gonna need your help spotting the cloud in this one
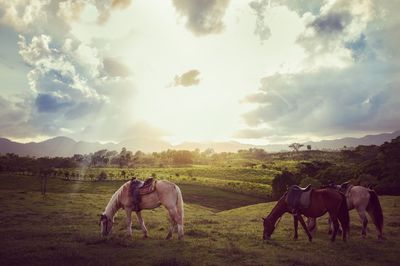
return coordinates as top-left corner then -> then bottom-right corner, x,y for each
173,69 -> 201,87
296,0 -> 375,67
0,0 -> 51,32
111,0 -> 132,9
17,34 -> 109,133
278,0 -> 325,16
57,0 -> 86,22
35,93 -> 73,112
242,0 -> 400,138
233,128 -> 277,139
242,61 -> 400,138
311,10 -> 352,34
249,0 -> 271,42
0,95 -> 30,137
172,0 -> 230,36
0,0 -> 133,33
96,0 -> 133,25
103,57 -> 131,77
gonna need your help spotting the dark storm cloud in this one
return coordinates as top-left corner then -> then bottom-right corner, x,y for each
241,62 -> 400,138
311,11 -> 352,34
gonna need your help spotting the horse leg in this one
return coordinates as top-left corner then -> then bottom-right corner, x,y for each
135,211 -> 148,238
125,208 -> 133,237
330,215 -> 340,242
298,215 -> 312,242
327,217 -> 333,235
357,209 -> 368,238
167,207 -> 184,240
293,216 -> 299,240
166,215 -> 176,240
307,217 -> 317,235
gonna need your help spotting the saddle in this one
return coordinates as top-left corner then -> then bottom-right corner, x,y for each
338,181 -> 351,194
130,177 -> 156,195
286,185 -> 312,214
130,177 -> 157,211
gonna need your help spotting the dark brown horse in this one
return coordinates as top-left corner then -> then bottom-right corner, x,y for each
262,188 -> 349,242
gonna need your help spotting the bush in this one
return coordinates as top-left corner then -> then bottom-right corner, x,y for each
97,171 -> 108,181
356,173 -> 378,187
272,170 -> 296,200
300,176 -> 322,188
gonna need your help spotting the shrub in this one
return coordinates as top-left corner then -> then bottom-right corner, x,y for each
272,170 -> 296,200
300,176 -> 322,188
97,171 -> 108,181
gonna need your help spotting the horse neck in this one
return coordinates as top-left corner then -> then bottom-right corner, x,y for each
268,197 -> 288,222
104,185 -> 123,219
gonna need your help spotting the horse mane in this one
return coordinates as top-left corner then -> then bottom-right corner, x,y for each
104,182 -> 127,220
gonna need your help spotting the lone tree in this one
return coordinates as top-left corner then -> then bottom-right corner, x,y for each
289,143 -> 304,152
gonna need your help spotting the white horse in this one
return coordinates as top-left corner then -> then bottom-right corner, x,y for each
99,180 -> 184,239
308,182 -> 384,239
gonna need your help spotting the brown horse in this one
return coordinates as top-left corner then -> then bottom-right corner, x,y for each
99,180 -> 184,239
262,188 -> 349,242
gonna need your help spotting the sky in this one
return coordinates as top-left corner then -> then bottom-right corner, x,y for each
0,0 -> 399,146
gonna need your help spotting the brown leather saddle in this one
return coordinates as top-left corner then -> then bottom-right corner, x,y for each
130,177 -> 157,211
130,177 -> 156,195
139,177 -> 157,195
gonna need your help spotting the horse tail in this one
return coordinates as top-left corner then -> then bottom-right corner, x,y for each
367,190 -> 384,237
175,185 -> 184,225
338,192 -> 350,238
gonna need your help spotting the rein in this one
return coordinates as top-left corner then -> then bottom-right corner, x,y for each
275,216 -> 283,228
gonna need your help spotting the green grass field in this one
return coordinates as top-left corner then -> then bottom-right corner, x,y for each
1,174 -> 399,265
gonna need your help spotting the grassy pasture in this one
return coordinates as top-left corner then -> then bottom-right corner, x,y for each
54,166 -> 274,198
0,174 -> 399,265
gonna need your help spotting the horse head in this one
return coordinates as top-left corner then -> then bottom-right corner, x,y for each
262,216 -> 277,240
99,214 -> 113,236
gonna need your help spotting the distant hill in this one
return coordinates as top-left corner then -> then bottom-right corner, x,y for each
302,130 -> 400,150
0,137 -> 117,157
1,130 -> 399,157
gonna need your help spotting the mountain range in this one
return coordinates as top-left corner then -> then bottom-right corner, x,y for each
1,130 -> 399,157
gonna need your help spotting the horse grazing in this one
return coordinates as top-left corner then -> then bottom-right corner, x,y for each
262,188 -> 349,242
99,179 -> 184,239
325,182 -> 383,239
